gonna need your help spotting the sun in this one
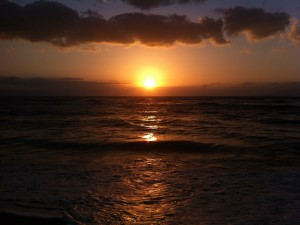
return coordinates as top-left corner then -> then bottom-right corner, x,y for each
136,67 -> 164,90
143,78 -> 156,89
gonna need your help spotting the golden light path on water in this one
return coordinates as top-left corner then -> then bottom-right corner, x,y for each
140,114 -> 159,142
116,106 -> 176,222
116,156 -> 178,223
87,101 -> 187,223
70,102 -> 189,224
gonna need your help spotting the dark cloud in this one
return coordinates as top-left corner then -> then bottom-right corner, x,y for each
0,0 -> 79,45
0,1 -> 291,47
0,0 -> 227,47
0,76 -> 127,96
121,0 -> 207,10
222,6 -> 290,40
108,13 -> 227,46
81,9 -> 103,18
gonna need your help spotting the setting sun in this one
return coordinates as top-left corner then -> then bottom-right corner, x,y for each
144,78 -> 156,89
136,67 -> 164,89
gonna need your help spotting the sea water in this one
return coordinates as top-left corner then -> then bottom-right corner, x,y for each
0,97 -> 299,224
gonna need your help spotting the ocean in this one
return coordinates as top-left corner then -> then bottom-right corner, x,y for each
0,97 -> 299,224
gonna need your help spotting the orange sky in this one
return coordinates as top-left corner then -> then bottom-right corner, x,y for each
1,39 -> 299,85
0,0 -> 300,95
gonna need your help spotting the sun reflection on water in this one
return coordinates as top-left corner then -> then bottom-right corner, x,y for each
139,110 -> 160,142
141,133 -> 157,142
142,115 -> 158,122
113,156 -> 177,223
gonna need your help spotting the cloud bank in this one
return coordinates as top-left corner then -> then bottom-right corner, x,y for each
1,76 -> 300,96
0,1 -> 291,47
0,76 -> 127,96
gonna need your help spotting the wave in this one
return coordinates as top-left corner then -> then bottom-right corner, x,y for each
3,136 -> 300,156
0,136 -> 252,155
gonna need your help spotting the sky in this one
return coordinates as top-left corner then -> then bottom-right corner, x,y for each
0,0 -> 300,96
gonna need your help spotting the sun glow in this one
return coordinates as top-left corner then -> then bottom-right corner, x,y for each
144,78 -> 156,89
136,67 -> 164,89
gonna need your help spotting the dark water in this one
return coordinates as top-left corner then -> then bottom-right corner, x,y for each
0,97 -> 299,224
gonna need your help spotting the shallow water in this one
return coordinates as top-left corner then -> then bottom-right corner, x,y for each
0,97 -> 300,224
